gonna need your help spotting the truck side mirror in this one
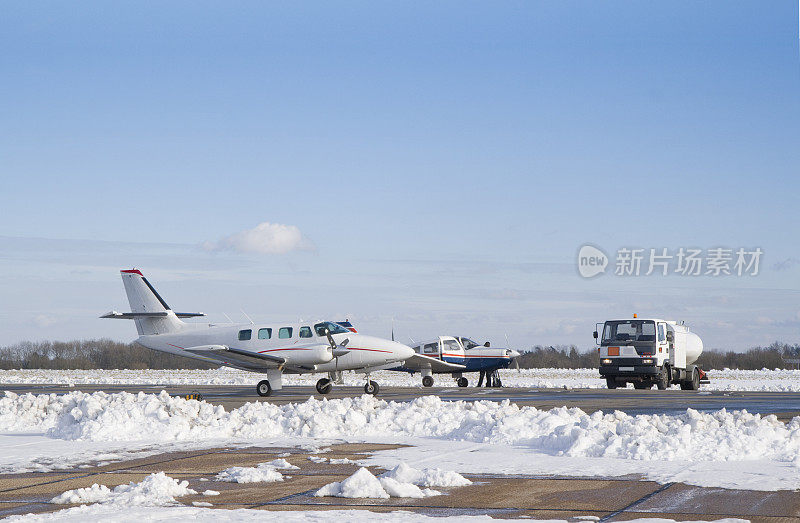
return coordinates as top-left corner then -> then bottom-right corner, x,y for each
593,331 -> 598,339
666,331 -> 674,342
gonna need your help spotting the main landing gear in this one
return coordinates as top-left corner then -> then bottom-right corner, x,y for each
316,378 -> 333,395
314,376 -> 380,396
256,380 -> 272,397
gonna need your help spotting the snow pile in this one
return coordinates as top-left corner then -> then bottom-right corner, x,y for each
314,467 -> 440,499
216,458 -> 297,483
51,472 -> 196,505
3,391 -> 799,466
381,463 -> 471,487
3,367 -> 800,391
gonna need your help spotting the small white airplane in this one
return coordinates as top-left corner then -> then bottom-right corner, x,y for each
326,319 -> 520,388
389,335 -> 520,387
101,269 -> 415,396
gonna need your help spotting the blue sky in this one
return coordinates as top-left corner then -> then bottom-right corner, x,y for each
1,2 -> 799,351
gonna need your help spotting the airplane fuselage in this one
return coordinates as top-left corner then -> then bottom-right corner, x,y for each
137,321 -> 411,373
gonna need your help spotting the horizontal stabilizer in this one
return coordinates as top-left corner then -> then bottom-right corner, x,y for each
101,310 -> 205,319
101,311 -> 167,319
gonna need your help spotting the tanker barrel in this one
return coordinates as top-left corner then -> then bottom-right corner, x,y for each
685,331 -> 703,366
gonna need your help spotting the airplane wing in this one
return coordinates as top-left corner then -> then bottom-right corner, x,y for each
401,353 -> 466,372
183,345 -> 316,373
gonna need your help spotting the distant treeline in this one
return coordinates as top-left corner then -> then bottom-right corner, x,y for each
0,339 -> 215,370
515,342 -> 800,371
0,339 -> 798,371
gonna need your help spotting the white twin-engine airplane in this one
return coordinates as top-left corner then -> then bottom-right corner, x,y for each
101,269 -> 415,396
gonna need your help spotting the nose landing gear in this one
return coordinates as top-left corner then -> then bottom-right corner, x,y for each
364,380 -> 379,395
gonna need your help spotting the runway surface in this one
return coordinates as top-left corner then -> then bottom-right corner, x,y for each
4,384 -> 800,421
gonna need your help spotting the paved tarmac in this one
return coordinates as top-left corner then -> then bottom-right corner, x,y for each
1,442 -> 798,521
4,384 -> 800,421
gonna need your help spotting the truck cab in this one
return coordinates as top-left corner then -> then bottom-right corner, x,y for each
594,317 -> 706,390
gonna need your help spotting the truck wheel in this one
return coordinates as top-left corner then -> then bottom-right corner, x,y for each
422,376 -> 434,387
681,368 -> 700,390
605,378 -> 617,389
656,367 -> 669,390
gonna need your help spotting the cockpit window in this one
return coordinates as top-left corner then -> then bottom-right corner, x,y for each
314,321 -> 350,336
459,338 -> 479,349
601,320 -> 656,347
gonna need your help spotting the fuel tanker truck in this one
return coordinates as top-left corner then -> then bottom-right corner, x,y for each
593,316 -> 708,390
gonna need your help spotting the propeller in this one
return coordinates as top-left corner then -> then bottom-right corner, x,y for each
505,333 -> 521,373
325,329 -> 350,358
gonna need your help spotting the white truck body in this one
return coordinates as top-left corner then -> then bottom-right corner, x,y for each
595,318 -> 707,390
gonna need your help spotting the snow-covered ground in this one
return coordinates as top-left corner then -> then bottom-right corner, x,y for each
1,390 -> 799,492
2,367 -> 800,391
8,505 -> 750,523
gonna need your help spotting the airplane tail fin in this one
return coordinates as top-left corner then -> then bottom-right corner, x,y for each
102,269 -> 203,335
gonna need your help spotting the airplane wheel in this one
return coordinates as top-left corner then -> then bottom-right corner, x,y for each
316,378 -> 333,395
457,377 -> 468,387
422,376 -> 434,387
256,380 -> 272,397
364,380 -> 379,395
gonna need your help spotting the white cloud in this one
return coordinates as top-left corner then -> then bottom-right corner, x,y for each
202,222 -> 313,255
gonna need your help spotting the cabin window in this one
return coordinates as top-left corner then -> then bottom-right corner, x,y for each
279,327 -> 293,339
238,329 -> 252,341
423,343 -> 438,354
443,340 -> 461,353
299,326 -> 312,338
258,328 -> 272,340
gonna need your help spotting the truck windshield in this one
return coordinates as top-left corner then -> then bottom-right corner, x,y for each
602,320 -> 656,353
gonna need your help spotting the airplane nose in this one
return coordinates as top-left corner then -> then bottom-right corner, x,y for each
509,350 -> 521,359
